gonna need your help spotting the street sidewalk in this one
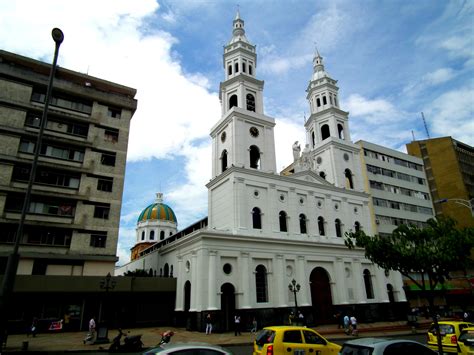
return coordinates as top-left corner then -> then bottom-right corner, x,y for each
2,319 -> 431,353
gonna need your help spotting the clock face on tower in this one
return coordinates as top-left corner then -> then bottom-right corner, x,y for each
249,126 -> 259,137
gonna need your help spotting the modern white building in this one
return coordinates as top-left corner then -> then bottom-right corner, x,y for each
116,12 -> 407,330
356,140 -> 435,237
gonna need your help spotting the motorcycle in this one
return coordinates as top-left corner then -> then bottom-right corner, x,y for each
108,328 -> 143,352
158,330 -> 174,347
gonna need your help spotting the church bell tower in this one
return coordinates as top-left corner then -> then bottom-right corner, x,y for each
210,11 -> 277,178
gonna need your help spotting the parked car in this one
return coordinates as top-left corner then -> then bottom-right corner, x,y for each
457,326 -> 474,355
253,325 -> 340,355
143,342 -> 233,354
427,321 -> 474,353
339,338 -> 436,355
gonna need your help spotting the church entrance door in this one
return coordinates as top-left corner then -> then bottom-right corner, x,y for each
309,267 -> 333,324
220,283 -> 235,331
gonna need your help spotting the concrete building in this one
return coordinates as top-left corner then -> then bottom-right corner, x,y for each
356,140 -> 435,237
0,50 -> 137,276
406,137 -> 474,229
117,12 -> 407,331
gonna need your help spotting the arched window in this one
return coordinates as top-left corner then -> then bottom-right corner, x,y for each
311,131 -> 315,147
228,65 -> 232,76
150,230 -> 155,240
335,219 -> 342,238
299,214 -> 307,234
279,211 -> 288,232
364,269 -> 374,299
319,171 -> 326,180
169,231 -> 173,236
345,169 -> 354,189
249,145 -> 260,169
334,96 -> 338,106
323,96 -> 327,105
321,124 -> 330,140
170,265 -> 174,277
252,207 -> 262,229
141,231 -> 145,241
354,221 -> 361,233
229,94 -> 238,109
160,231 -> 165,240
249,65 -> 253,75
338,124 -> 345,139
318,216 -> 325,236
316,98 -> 321,107
235,62 -> 239,73
246,94 -> 255,112
255,265 -> 268,303
164,263 -> 169,277
221,150 -> 228,172
242,62 -> 246,73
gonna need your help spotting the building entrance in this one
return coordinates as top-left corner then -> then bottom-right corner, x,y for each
310,267 -> 333,324
220,283 -> 235,331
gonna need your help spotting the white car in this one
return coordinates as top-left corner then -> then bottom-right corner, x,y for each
143,342 -> 233,355
339,338 -> 436,355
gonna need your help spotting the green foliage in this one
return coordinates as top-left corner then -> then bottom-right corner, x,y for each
123,269 -> 152,277
345,217 -> 474,291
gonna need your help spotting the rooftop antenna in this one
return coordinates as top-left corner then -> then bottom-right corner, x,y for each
411,130 -> 416,141
421,112 -> 430,139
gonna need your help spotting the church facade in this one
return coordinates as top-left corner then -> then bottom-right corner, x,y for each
116,12 -> 407,330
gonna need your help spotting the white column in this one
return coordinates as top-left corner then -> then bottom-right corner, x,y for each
297,256 -> 310,306
375,267 -> 389,303
392,271 -> 407,302
275,254 -> 287,307
189,251 -> 198,311
240,252 -> 251,308
352,258 -> 366,303
334,257 -> 347,304
208,250 -> 218,310
268,184 -> 277,232
289,188 -> 297,234
175,256 -> 184,311
235,177 -> 245,230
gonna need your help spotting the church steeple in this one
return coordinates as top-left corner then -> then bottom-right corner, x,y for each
229,10 -> 249,44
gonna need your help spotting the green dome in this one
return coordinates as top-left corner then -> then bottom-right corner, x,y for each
137,202 -> 177,224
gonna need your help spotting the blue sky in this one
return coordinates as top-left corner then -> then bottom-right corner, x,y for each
0,0 -> 472,265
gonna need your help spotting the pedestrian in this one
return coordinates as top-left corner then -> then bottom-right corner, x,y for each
298,311 -> 305,326
289,312 -> 295,325
463,310 -> 470,322
88,316 -> 96,340
251,317 -> 257,333
350,315 -> 358,336
234,314 -> 241,336
343,314 -> 350,335
27,317 -> 38,337
205,313 -> 212,335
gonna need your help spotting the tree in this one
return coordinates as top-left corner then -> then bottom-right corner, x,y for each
345,217 -> 474,355
123,269 -> 152,277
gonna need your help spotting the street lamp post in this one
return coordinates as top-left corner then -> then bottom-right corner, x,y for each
288,279 -> 301,316
0,28 -> 64,350
434,198 -> 474,217
96,273 -> 116,344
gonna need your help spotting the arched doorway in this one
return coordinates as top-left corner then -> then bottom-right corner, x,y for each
310,267 -> 333,324
184,281 -> 191,312
220,283 -> 236,331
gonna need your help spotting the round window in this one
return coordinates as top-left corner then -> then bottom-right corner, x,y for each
223,263 -> 232,274
317,200 -> 322,208
221,131 -> 226,143
280,194 -> 285,202
254,190 -> 259,198
343,153 -> 349,161
316,156 -> 322,164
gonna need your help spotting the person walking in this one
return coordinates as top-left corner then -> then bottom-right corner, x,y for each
234,314 -> 241,336
251,317 -> 257,333
298,311 -> 305,326
343,314 -> 350,335
350,315 -> 358,336
88,316 -> 96,341
205,313 -> 212,335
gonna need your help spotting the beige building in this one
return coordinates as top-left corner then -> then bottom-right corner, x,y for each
0,50 -> 137,276
407,137 -> 474,229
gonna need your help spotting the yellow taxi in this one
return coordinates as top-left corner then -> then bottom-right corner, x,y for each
458,327 -> 474,355
253,325 -> 341,355
426,321 -> 474,353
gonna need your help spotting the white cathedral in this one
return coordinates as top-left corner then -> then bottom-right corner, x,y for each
116,12 -> 407,330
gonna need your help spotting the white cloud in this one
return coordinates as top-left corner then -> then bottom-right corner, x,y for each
403,67 -> 456,96
425,87 -> 474,146
116,227 -> 136,266
344,94 -> 401,124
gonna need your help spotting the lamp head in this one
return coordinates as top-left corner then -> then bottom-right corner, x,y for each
51,28 -> 64,44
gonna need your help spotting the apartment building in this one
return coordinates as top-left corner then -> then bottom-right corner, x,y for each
407,137 -> 474,229
0,50 -> 137,276
357,140 -> 435,236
